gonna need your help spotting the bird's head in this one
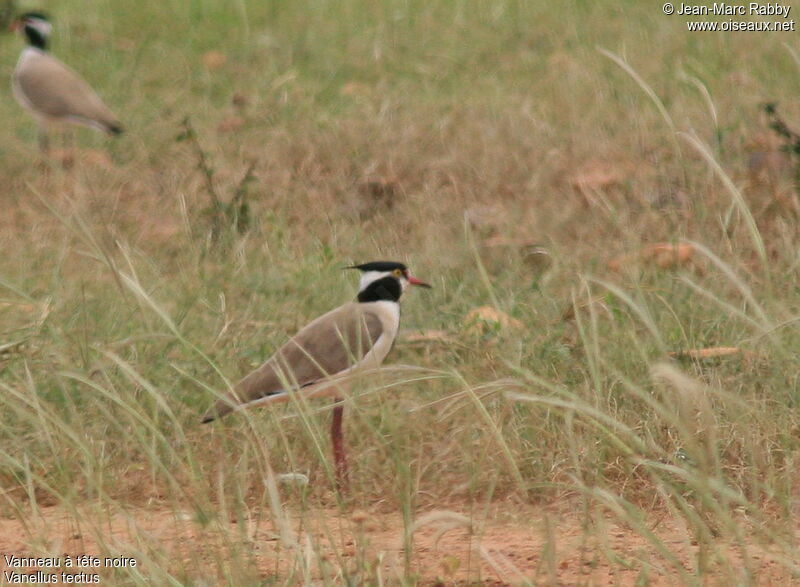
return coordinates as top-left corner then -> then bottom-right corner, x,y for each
349,261 -> 431,303
12,12 -> 52,49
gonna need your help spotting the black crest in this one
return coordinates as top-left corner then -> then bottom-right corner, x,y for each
20,11 -> 50,20
348,261 -> 407,273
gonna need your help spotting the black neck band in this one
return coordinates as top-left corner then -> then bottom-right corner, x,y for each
25,26 -> 47,50
357,276 -> 402,303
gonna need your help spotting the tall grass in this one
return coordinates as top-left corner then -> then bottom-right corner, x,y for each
1,0 -> 800,583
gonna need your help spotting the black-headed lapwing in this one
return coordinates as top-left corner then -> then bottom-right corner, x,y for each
202,261 -> 431,489
11,12 -> 123,152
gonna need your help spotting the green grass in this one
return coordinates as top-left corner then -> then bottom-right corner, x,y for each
2,0 -> 800,583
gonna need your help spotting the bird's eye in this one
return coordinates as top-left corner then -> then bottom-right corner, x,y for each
392,269 -> 403,278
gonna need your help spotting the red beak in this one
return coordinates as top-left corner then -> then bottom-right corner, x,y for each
9,20 -> 21,32
407,275 -> 431,288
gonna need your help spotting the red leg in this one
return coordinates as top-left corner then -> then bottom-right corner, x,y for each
331,403 -> 349,492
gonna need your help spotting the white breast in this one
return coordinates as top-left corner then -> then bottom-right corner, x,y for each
11,48 -> 43,114
16,46 -> 44,68
357,300 -> 400,369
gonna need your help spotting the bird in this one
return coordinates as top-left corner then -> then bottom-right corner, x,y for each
201,261 -> 431,489
11,11 -> 123,153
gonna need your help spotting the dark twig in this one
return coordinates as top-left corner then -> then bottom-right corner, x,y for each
178,117 -> 223,210
763,102 -> 800,153
763,102 -> 800,190
177,117 -> 255,241
230,160 -> 256,234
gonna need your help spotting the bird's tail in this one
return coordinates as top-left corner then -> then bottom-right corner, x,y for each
200,399 -> 234,424
201,387 -> 300,423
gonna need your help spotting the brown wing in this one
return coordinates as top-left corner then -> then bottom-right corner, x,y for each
202,303 -> 383,422
15,53 -> 121,132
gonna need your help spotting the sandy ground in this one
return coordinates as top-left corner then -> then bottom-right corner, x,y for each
0,502 -> 795,585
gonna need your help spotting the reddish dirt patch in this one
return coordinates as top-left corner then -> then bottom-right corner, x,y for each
0,503 -> 793,585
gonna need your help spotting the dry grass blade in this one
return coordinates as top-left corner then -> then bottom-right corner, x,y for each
587,277 -> 668,353
669,347 -> 743,359
683,240 -> 773,332
598,48 -> 683,164
681,134 -> 768,272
